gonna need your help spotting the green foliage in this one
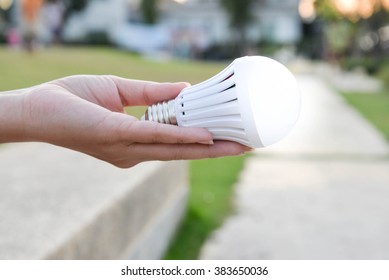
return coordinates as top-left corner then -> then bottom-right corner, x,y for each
65,0 -> 88,12
64,0 -> 89,18
340,56 -> 379,74
325,20 -> 357,54
377,64 -> 389,89
315,0 -> 342,21
140,0 -> 158,24
315,1 -> 388,62
165,155 -> 247,260
220,0 -> 254,28
315,0 -> 389,22
0,3 -> 12,23
220,0 -> 256,55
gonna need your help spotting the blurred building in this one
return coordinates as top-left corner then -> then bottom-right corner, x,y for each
62,0 -> 301,56
5,0 -> 302,56
157,0 -> 301,45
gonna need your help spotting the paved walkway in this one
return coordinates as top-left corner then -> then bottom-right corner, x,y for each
200,72 -> 389,259
0,143 -> 187,259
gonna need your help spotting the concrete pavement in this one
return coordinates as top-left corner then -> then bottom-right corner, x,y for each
200,73 -> 389,259
0,143 -> 188,259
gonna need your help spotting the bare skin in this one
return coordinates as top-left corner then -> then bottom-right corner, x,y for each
0,75 -> 250,168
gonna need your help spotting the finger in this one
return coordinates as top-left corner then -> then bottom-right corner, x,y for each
126,141 -> 251,162
109,76 -> 189,106
120,120 -> 214,144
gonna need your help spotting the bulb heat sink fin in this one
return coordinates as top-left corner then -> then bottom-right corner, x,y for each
142,56 -> 301,149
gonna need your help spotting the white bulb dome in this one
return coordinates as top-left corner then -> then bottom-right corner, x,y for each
173,56 -> 301,148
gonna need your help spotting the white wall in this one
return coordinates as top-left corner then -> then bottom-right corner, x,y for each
61,0 -> 301,52
63,0 -> 129,41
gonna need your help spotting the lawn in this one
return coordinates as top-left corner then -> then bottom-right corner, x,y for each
165,155 -> 246,259
0,46 -> 227,90
0,46 -> 246,259
342,91 -> 389,142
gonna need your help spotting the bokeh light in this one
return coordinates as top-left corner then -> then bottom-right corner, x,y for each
0,0 -> 13,10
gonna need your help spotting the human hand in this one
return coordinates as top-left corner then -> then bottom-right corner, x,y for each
19,75 -> 250,168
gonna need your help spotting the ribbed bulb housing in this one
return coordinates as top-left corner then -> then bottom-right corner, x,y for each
144,56 -> 301,148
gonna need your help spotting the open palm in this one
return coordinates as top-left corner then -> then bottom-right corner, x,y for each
22,75 -> 248,167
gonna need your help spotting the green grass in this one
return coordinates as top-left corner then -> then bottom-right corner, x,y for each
165,155 -> 247,260
0,46 -> 228,119
0,46 -> 227,90
342,91 -> 389,142
0,46 -> 246,259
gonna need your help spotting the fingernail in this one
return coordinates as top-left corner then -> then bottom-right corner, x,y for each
176,82 -> 191,87
241,147 -> 253,155
199,140 -> 214,145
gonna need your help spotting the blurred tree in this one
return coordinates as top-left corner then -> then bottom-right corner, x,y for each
315,0 -> 389,22
314,0 -> 340,21
63,0 -> 89,19
140,0 -> 158,24
220,0 -> 255,55
313,0 -> 389,73
0,0 -> 13,23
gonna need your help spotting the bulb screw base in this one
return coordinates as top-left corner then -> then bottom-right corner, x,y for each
144,100 -> 177,125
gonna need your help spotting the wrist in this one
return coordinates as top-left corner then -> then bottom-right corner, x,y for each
0,89 -> 30,143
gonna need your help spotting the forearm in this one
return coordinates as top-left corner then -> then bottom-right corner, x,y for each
0,89 -> 29,143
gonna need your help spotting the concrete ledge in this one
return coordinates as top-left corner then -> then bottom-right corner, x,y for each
0,143 -> 188,259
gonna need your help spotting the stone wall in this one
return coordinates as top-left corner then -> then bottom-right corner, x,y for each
0,143 -> 188,259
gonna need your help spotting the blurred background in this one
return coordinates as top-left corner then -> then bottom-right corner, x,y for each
0,0 -> 389,260
0,0 -> 386,61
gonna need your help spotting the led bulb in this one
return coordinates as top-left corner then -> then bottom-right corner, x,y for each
143,56 -> 301,148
